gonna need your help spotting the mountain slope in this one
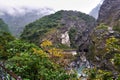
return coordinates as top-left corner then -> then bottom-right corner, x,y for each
0,8 -> 54,37
0,18 -> 9,32
86,0 -> 120,77
21,10 -> 96,49
97,0 -> 120,27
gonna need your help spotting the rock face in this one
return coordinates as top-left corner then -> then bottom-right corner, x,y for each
21,10 -> 96,48
97,0 -> 120,27
61,31 -> 70,47
87,24 -> 120,76
87,0 -> 120,76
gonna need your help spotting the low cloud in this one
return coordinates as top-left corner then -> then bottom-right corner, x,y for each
0,6 -> 54,16
0,0 -> 102,16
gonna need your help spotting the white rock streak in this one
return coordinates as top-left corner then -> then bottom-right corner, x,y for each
61,31 -> 70,47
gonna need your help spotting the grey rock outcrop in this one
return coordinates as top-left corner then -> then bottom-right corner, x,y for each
87,0 -> 120,77
97,0 -> 120,27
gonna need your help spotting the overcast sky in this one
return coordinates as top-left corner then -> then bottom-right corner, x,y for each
0,0 -> 102,15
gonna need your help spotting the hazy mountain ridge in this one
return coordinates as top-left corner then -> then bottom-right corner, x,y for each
0,7 -> 54,37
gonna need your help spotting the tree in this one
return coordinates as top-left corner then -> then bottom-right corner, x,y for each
40,40 -> 52,49
0,32 -> 15,60
106,37 -> 120,53
86,68 -> 113,80
113,54 -> 120,72
5,40 -> 77,80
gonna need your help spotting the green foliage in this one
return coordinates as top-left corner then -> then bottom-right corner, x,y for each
20,11 -> 63,45
117,75 -> 120,80
96,23 -> 108,30
6,51 -> 70,80
0,18 -> 10,32
58,44 -> 71,49
113,25 -> 120,33
6,40 -> 39,58
113,20 -> 120,32
69,27 -> 77,48
86,68 -> 113,80
4,39 -> 77,80
0,32 -> 15,59
78,12 -> 95,22
106,37 -> 120,53
113,54 -> 120,71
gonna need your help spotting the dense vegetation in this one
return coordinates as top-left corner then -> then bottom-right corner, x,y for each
0,7 -> 119,79
0,18 -> 9,32
68,27 -> 77,48
0,10 -> 96,80
21,11 -> 63,45
113,22 -> 120,33
0,32 -> 14,59
0,32 -> 77,80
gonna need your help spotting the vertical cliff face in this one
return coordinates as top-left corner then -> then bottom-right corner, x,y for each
87,0 -> 120,76
97,0 -> 120,27
61,31 -> 70,47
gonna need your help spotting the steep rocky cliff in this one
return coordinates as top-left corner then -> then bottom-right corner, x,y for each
21,10 -> 96,49
86,0 -> 120,77
97,0 -> 120,27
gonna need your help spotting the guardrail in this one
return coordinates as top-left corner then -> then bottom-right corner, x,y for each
0,63 -> 22,80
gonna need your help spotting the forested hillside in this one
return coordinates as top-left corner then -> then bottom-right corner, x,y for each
0,18 -> 9,32
21,10 -> 96,49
